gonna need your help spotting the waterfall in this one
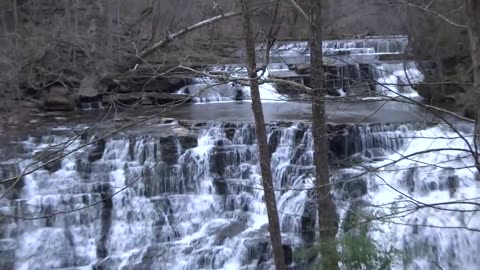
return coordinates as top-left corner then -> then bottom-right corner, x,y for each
348,124 -> 480,269
176,80 -> 239,104
178,69 -> 288,104
373,61 -> 423,97
0,121 -> 477,269
268,36 -> 408,57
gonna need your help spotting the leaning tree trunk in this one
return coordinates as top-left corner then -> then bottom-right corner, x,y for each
466,0 -> 480,171
309,0 -> 340,269
240,0 -> 286,269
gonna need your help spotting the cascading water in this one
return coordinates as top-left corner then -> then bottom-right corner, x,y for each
340,123 -> 480,269
176,77 -> 240,104
0,120 -> 476,270
177,70 -> 287,104
373,61 -> 423,97
268,36 -> 408,57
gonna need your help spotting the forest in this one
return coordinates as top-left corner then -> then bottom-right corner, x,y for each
0,1 -> 479,270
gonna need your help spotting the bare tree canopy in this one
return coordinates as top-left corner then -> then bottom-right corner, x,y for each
0,1 -> 480,270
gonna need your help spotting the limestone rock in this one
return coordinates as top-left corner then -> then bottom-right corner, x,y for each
44,85 -> 74,111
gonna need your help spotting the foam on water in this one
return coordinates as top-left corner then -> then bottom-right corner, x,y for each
1,121 -> 477,269
374,61 -> 423,98
337,124 -> 480,269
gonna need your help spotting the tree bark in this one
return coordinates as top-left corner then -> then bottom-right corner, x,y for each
467,0 -> 480,88
105,0 -> 113,57
466,0 -> 480,171
240,0 -> 286,269
309,0 -> 339,269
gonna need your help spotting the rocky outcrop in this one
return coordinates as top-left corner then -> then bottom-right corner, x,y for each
406,1 -> 474,117
43,86 -> 75,111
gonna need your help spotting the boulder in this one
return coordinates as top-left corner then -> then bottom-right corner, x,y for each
88,139 -> 106,162
78,75 -> 99,100
301,199 -> 316,243
159,136 -> 180,165
44,85 -> 75,111
214,221 -> 247,245
34,150 -> 62,173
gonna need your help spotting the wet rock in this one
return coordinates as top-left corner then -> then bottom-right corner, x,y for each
0,239 -> 15,270
210,147 -> 227,178
340,177 -> 368,199
159,136 -> 179,165
225,128 -> 236,141
361,148 -> 388,161
447,175 -> 459,197
293,127 -> 306,145
88,139 -> 106,162
268,128 -> 281,157
78,75 -> 99,100
301,199 -> 316,243
235,88 -> 244,100
97,188 -> 113,259
43,85 -> 75,111
242,237 -> 270,266
214,221 -> 247,245
193,122 -> 208,129
276,121 -> 294,128
178,135 -> 197,152
428,181 -> 438,191
223,123 -> 237,129
283,245 -> 294,266
33,150 -> 62,173
213,178 -> 227,195
161,118 -> 176,124
405,167 -> 416,193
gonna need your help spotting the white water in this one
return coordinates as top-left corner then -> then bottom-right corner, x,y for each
1,121 -> 477,269
179,68 -> 288,103
266,36 -> 408,57
373,61 -> 423,98
362,125 -> 480,269
241,69 -> 288,103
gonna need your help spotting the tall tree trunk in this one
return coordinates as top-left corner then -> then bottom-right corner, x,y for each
105,0 -> 113,58
466,0 -> 480,170
240,0 -> 286,269
116,0 -> 121,62
73,0 -> 78,64
467,1 -> 480,91
13,0 -> 19,103
309,0 -> 339,269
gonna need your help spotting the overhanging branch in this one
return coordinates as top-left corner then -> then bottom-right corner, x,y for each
139,11 -> 241,59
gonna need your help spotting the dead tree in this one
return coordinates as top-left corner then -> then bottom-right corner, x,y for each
240,0 -> 286,269
309,0 -> 340,268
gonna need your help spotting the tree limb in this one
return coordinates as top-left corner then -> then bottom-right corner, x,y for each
285,0 -> 310,22
138,11 -> 241,60
390,0 -> 467,29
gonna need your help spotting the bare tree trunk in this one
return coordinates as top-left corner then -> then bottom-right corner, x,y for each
240,0 -> 286,269
466,0 -> 480,170
309,0 -> 339,269
73,0 -> 78,64
105,0 -> 113,57
116,0 -> 121,62
65,0 -> 71,29
13,0 -> 19,104
467,1 -> 480,88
